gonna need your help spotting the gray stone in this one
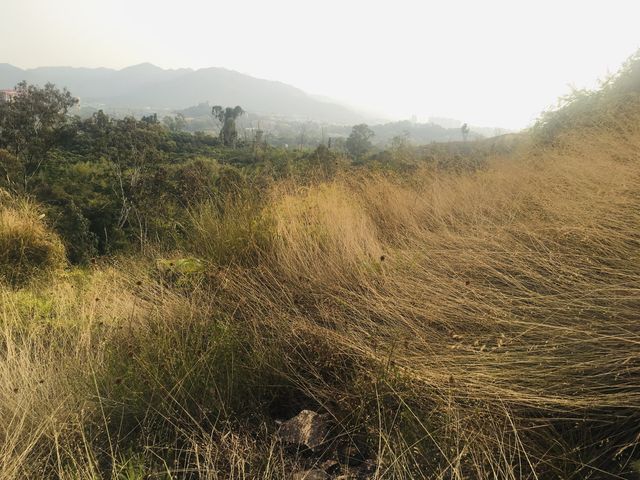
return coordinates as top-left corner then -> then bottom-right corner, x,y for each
278,410 -> 331,451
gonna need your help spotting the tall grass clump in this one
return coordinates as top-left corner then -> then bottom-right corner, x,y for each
0,195 -> 65,286
185,192 -> 274,267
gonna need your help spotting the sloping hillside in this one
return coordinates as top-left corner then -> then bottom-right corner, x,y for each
0,53 -> 639,479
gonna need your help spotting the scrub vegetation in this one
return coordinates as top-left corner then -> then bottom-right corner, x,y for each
0,52 -> 639,479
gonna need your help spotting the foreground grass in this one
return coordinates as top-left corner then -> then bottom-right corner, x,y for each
1,117 -> 639,478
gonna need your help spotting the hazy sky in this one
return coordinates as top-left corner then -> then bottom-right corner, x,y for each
1,0 -> 639,129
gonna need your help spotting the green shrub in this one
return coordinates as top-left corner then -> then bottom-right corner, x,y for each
0,196 -> 66,286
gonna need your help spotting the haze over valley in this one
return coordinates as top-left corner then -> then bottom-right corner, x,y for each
0,62 -> 510,144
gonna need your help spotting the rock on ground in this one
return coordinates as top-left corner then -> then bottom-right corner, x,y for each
278,409 -> 332,451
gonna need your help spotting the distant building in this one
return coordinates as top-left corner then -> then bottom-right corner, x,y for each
0,89 -> 18,103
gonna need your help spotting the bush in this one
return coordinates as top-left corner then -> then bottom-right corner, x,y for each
0,196 -> 66,286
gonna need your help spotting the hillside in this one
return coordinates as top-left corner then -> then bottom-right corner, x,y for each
1,53 -> 639,479
0,63 -> 366,124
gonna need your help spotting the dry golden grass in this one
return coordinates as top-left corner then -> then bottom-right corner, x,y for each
0,196 -> 65,286
0,116 -> 638,478
218,122 -> 640,478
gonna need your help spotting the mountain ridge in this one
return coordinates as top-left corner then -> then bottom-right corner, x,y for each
0,63 -> 367,124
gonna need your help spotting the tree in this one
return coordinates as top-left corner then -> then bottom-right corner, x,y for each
141,113 -> 158,124
0,82 -> 78,188
212,105 -> 245,146
346,124 -> 375,159
461,123 -> 470,141
390,130 -> 412,163
162,113 -> 187,132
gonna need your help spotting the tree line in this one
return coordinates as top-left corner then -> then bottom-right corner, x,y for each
0,83 -> 393,262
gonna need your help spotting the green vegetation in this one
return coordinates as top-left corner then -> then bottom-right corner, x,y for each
0,84 -> 471,264
0,81 -> 78,189
0,51 -> 639,479
212,105 -> 245,146
346,123 -> 375,160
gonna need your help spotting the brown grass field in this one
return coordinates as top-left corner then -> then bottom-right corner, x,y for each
1,75 -> 639,478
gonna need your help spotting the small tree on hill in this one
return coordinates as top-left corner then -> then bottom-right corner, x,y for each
141,113 -> 158,124
461,123 -> 470,141
163,113 -> 187,132
346,123 -> 375,159
212,105 -> 245,146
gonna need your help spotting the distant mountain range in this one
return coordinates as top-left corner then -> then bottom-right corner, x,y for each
0,63 -> 367,124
